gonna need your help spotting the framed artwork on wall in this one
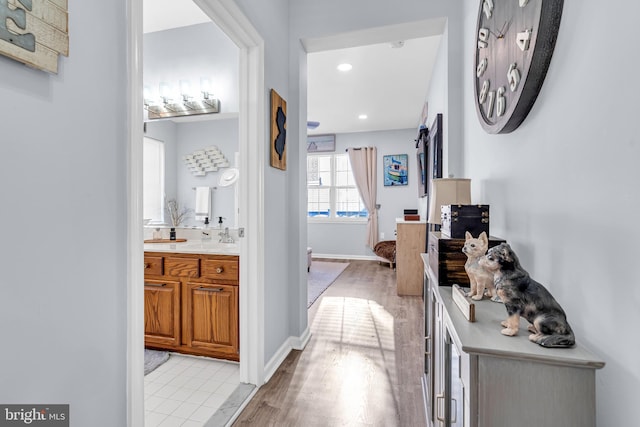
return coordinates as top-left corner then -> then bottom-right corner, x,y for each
426,113 -> 443,191
270,89 -> 287,170
416,128 -> 428,197
383,154 -> 409,186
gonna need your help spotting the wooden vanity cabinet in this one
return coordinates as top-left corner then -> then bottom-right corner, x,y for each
143,252 -> 239,361
144,279 -> 181,347
184,283 -> 238,358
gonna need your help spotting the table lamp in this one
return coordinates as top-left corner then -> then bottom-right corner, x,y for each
427,178 -> 472,225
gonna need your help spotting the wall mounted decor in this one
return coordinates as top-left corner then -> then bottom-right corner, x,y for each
416,127 -> 428,197
474,0 -> 564,133
426,113 -> 443,193
270,89 -> 287,170
383,154 -> 408,186
183,146 -> 230,177
0,0 -> 69,74
307,134 -> 336,153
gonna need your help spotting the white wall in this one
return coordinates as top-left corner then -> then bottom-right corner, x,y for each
144,22 -> 239,229
456,1 -> 640,425
143,22 -> 239,114
0,2 -> 127,426
234,0 -> 294,367
308,128 -> 420,258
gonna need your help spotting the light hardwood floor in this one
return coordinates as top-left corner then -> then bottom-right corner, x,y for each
233,260 -> 425,426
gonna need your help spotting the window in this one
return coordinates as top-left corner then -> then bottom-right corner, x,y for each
307,153 -> 367,220
143,137 -> 165,223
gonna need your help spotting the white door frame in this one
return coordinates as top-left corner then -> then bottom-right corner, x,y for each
126,1 -> 265,425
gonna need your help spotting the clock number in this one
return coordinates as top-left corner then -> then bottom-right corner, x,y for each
507,63 -> 520,92
516,29 -> 532,51
479,80 -> 490,104
486,90 -> 496,118
496,87 -> 506,117
519,0 -> 529,6
483,0 -> 494,19
478,28 -> 489,49
477,58 -> 488,77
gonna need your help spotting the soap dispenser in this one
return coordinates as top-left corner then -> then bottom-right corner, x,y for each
201,217 -> 212,241
217,216 -> 225,229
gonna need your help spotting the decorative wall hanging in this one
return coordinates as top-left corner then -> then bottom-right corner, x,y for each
270,89 -> 287,170
183,146 -> 230,177
383,154 -> 409,186
474,0 -> 564,133
0,0 -> 69,74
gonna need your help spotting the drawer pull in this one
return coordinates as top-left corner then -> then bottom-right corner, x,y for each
196,287 -> 224,292
144,263 -> 150,269
215,267 -> 224,274
145,283 -> 166,287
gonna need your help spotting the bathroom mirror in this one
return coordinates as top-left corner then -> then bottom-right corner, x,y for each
144,118 -> 239,228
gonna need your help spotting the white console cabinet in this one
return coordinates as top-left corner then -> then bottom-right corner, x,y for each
421,255 -> 605,427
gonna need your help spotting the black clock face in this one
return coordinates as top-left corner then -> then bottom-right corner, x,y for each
474,0 -> 563,134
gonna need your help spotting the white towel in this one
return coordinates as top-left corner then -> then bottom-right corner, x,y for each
194,187 -> 210,220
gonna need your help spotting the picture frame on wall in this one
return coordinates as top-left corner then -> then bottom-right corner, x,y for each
416,113 -> 443,197
383,154 -> 409,186
427,113 -> 443,189
307,134 -> 336,152
416,128 -> 428,197
270,89 -> 287,170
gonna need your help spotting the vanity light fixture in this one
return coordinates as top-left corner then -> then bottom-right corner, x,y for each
358,114 -> 368,120
337,63 -> 353,72
144,77 -> 220,120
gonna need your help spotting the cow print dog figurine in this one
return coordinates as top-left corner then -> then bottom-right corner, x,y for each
479,243 -> 575,348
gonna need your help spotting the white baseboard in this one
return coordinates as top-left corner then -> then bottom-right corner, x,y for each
263,326 -> 311,383
312,253 -> 378,261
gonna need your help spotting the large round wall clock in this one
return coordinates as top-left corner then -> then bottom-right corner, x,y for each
474,0 -> 564,134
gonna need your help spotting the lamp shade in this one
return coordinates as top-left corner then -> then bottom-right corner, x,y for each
427,178 -> 472,224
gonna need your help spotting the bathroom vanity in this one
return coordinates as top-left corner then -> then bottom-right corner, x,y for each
144,241 -> 239,361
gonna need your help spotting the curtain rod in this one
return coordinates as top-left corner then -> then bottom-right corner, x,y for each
345,147 -> 363,152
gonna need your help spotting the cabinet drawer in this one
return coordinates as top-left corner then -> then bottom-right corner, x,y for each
165,257 -> 200,278
201,259 -> 239,282
144,256 -> 163,276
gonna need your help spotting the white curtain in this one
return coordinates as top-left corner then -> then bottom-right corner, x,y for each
347,147 -> 378,249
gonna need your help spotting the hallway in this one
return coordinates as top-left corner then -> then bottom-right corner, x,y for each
234,260 -> 425,426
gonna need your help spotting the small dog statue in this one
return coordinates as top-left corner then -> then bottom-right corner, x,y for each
479,243 -> 575,348
462,231 -> 499,302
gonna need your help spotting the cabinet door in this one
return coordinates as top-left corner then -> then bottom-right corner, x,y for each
183,283 -> 238,358
445,329 -> 464,427
144,280 -> 181,348
433,296 -> 447,426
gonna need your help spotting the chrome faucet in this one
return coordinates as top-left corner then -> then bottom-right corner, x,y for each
218,227 -> 234,243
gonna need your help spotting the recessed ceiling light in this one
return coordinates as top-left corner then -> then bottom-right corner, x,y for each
358,114 -> 368,120
337,63 -> 353,72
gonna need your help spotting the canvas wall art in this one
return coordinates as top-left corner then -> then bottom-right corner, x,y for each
383,154 -> 408,186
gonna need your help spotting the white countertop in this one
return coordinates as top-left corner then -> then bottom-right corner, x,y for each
144,240 -> 239,255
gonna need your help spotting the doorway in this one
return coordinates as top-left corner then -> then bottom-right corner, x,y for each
127,1 -> 266,425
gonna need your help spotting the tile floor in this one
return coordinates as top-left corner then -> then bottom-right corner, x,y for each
144,353 -> 240,427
